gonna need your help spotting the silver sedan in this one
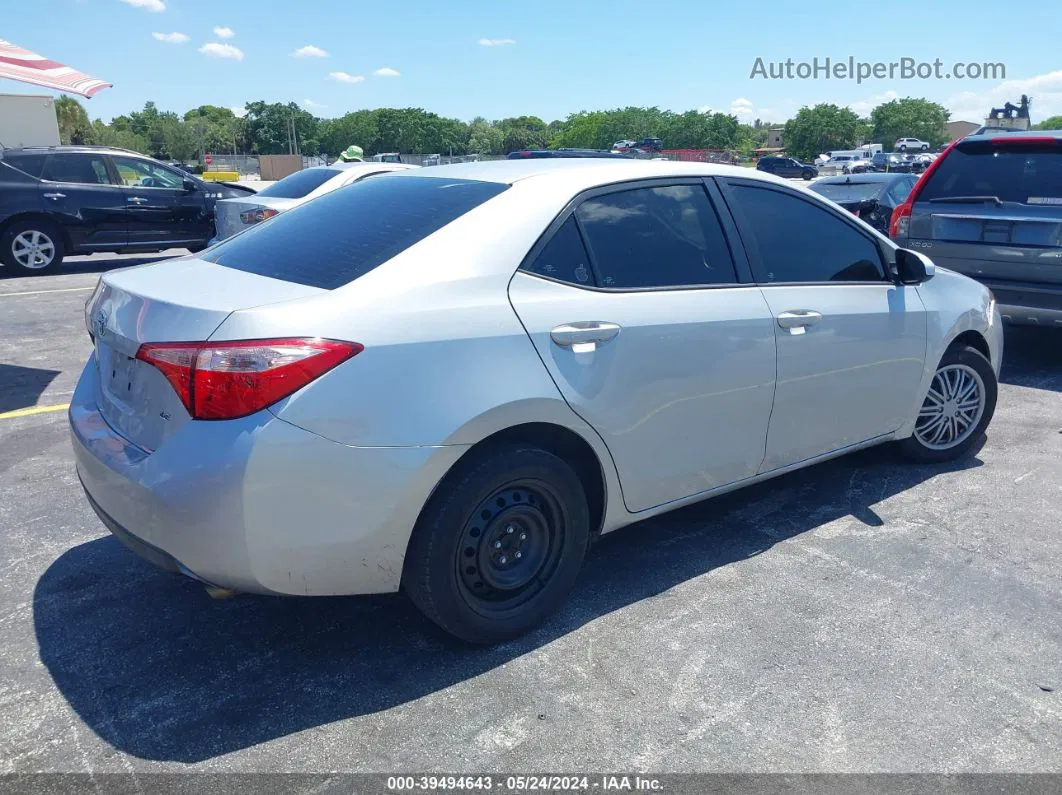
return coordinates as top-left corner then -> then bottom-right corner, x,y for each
71,159 -> 1003,644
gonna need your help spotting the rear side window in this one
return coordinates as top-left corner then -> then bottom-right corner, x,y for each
729,184 -> 886,283
522,217 -> 593,286
576,184 -> 738,289
256,168 -> 342,199
3,153 -> 48,178
42,154 -> 112,185
918,144 -> 1062,205
203,176 -> 508,289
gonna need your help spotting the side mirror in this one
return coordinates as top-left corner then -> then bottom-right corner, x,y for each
894,248 -> 936,284
182,177 -> 198,193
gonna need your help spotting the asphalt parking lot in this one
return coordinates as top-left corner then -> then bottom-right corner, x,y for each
1,254 -> 1060,774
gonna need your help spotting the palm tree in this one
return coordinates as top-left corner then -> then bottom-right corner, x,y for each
54,95 -> 91,145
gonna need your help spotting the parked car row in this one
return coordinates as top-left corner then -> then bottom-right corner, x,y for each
71,154 -> 1006,645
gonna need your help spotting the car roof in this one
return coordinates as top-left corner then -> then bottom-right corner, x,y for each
960,129 -> 1062,144
1,145 -> 145,156
387,157 -> 778,189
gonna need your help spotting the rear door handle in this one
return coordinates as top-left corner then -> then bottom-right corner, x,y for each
550,322 -> 621,352
777,310 -> 823,334
127,196 -> 148,204
43,192 -> 66,200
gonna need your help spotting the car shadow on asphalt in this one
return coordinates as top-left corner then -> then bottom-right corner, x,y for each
1000,326 -> 1062,394
0,364 -> 61,414
33,442 -> 983,763
1,253 -> 186,279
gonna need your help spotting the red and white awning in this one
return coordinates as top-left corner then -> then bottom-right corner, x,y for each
0,38 -> 111,98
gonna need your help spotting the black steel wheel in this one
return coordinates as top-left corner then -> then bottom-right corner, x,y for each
404,444 -> 591,644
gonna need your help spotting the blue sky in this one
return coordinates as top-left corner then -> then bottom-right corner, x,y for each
4,0 -> 1062,125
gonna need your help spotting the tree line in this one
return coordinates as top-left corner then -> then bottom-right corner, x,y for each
54,94 -> 1019,163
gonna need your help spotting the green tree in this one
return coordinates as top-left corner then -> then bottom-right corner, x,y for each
466,117 -> 504,154
54,96 -> 91,145
243,101 -> 320,155
870,98 -> 950,149
1033,115 -> 1062,130
783,104 -> 863,160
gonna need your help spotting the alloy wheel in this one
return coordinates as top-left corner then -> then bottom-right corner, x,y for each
914,364 -> 986,450
12,230 -> 56,269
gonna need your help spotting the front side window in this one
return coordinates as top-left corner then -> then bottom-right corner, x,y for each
42,154 -> 112,185
111,156 -> 185,189
729,184 -> 886,283
575,184 -> 737,289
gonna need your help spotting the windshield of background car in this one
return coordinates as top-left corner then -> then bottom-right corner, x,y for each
917,143 -> 1062,205
812,181 -> 886,203
202,176 -> 508,289
255,168 -> 343,199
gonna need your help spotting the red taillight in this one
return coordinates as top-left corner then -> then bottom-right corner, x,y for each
239,207 -> 280,224
889,202 -> 912,237
888,139 -> 959,238
136,338 -> 362,420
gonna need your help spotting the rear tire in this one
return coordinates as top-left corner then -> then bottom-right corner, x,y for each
1,218 -> 65,274
403,445 -> 590,644
899,345 -> 997,464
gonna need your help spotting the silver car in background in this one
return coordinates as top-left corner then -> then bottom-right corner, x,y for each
72,159 -> 1002,644
211,161 -> 417,242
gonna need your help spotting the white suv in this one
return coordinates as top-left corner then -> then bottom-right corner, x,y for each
895,137 -> 930,152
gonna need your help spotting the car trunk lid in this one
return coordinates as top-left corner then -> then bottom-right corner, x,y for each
87,255 -> 323,451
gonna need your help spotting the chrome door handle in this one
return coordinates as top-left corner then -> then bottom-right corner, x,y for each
43,192 -> 65,200
127,196 -> 148,204
550,322 -> 621,352
777,310 -> 823,334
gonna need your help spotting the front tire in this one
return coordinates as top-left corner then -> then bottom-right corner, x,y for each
403,445 -> 590,644
802,170 -> 814,180
900,345 -> 997,464
1,219 -> 65,274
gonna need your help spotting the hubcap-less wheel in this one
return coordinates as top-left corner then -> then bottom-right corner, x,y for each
914,364 -> 986,450
12,230 -> 56,269
456,481 -> 565,616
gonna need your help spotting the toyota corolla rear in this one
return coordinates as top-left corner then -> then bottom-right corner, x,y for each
70,172 -> 540,596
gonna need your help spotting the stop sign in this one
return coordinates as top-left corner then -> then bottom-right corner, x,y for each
204,155 -> 213,165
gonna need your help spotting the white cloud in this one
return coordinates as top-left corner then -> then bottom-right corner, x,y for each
293,44 -> 329,58
729,97 -> 756,121
479,38 -> 515,47
230,106 -> 247,119
213,26 -> 235,39
847,90 -> 900,118
199,42 -> 244,61
151,31 -> 188,43
120,0 -> 165,11
329,71 -> 364,84
945,70 -> 1062,123
374,67 -> 400,77
303,99 -> 326,109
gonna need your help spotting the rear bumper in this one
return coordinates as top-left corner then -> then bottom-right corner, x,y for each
985,282 -> 1062,327
69,358 -> 468,596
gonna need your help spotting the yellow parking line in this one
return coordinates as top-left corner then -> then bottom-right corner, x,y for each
0,286 -> 94,298
0,403 -> 70,420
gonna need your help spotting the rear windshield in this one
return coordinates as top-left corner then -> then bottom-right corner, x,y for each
255,168 -> 343,199
918,144 -> 1062,206
202,176 -> 508,289
813,181 -> 887,203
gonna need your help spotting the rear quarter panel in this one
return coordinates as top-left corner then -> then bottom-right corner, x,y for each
207,178 -> 629,525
